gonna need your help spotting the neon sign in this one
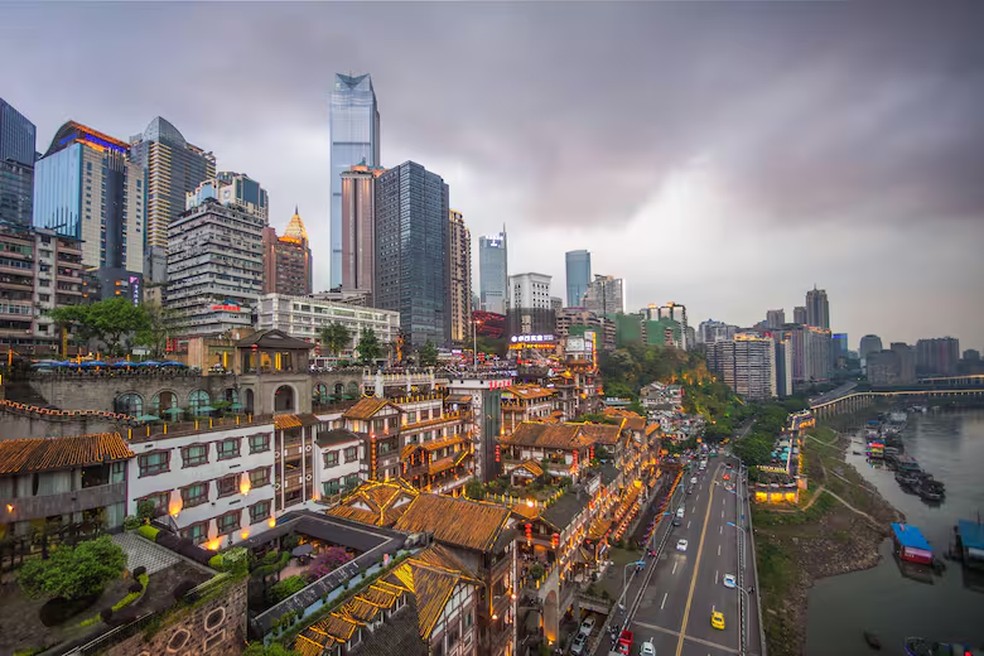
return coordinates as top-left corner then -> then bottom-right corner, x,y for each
511,334 -> 555,344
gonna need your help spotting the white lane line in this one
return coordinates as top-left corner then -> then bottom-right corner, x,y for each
661,592 -> 668,610
687,520 -> 691,530
672,560 -> 678,575
715,570 -> 719,584
719,525 -> 723,535
721,509 -> 725,519
718,544 -> 722,556
692,505 -> 697,513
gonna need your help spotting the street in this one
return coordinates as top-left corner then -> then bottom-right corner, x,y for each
598,452 -> 762,656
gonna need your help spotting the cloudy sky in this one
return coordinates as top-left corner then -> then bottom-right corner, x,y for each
3,1 -> 982,350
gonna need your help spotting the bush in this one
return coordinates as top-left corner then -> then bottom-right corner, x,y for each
19,536 -> 127,601
128,581 -> 144,593
136,499 -> 158,522
136,525 -> 160,542
122,515 -> 142,531
209,554 -> 225,571
132,566 -> 147,578
110,608 -> 138,626
270,575 -> 308,602
100,607 -> 113,623
222,547 -> 249,575
155,531 -> 182,551
111,573 -> 149,613
173,579 -> 197,601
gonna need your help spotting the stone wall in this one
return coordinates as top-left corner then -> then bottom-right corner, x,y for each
104,577 -> 249,656
0,410 -> 126,439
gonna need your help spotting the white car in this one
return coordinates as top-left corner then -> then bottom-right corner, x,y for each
676,507 -> 685,519
690,476 -> 698,485
723,574 -> 737,589
579,616 -> 596,637
640,640 -> 656,656
571,632 -> 587,655
676,539 -> 689,552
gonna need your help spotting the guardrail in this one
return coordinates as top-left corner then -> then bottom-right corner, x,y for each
736,466 -> 748,656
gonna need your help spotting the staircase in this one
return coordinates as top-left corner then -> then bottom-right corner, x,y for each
2,378 -> 55,408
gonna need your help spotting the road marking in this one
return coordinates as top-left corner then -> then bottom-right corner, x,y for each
715,570 -> 719,584
721,510 -> 725,519
719,525 -> 723,535
687,521 -> 691,529
672,560 -> 678,575
718,545 -> 722,556
661,592 -> 668,609
692,505 -> 697,513
674,463 -> 720,656
634,621 -> 738,654
722,496 -> 725,505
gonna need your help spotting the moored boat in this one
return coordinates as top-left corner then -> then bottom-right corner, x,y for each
892,522 -> 934,565
904,636 -> 984,656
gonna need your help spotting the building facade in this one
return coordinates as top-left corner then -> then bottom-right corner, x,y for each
340,164 -> 385,302
706,334 -> 778,400
698,319 -> 737,344
330,73 -> 380,289
766,309 -> 785,329
582,275 -> 624,317
508,272 -> 552,311
374,161 -> 450,347
255,293 -> 400,353
128,117 -> 215,284
478,229 -> 508,315
262,208 -> 312,296
449,209 -> 473,344
646,302 -> 687,348
805,286 -> 829,329
915,337 -> 960,376
0,97 -> 37,227
859,334 -> 883,361
565,249 -> 591,308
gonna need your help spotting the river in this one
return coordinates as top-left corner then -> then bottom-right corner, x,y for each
805,408 -> 984,655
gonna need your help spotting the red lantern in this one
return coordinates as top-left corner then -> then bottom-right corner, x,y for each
525,522 -> 533,543
495,444 -> 501,463
572,450 -> 579,467
589,445 -> 595,461
551,533 -> 559,549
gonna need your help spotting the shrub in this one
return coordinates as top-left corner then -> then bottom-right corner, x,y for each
132,565 -> 147,578
136,525 -> 160,541
136,499 -> 157,522
155,531 -> 182,551
19,536 -> 127,601
209,554 -> 225,571
111,573 -> 149,612
223,547 -> 249,575
111,608 -> 138,626
173,579 -> 197,601
270,575 -> 308,602
100,607 -> 113,623
122,515 -> 142,531
128,581 -> 144,593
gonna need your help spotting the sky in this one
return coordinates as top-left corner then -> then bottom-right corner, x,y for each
2,1 -> 982,351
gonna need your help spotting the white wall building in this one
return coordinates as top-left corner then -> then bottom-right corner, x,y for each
508,272 -> 552,310
255,293 -> 400,354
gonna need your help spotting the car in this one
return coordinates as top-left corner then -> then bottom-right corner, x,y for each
640,639 -> 656,656
676,539 -> 689,552
690,476 -> 698,485
579,616 -> 596,637
617,630 -> 634,656
722,574 -> 737,589
725,462 -> 733,469
676,507 -> 685,519
571,632 -> 587,655
722,473 -> 731,481
672,517 -> 682,527
711,610 -> 726,630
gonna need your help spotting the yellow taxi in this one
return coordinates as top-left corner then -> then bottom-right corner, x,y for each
710,610 -> 726,630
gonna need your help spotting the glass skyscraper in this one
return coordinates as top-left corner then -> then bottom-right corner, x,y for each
565,249 -> 591,307
479,229 -> 508,315
330,73 -> 379,289
129,117 -> 215,283
374,161 -> 449,347
0,98 -> 37,226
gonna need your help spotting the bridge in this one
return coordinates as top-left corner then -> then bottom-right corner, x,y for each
811,386 -> 984,419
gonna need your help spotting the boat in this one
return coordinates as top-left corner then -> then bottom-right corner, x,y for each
918,479 -> 945,502
892,522 -> 934,565
863,631 -> 882,649
904,637 -> 984,656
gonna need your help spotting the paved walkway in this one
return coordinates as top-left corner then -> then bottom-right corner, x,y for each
112,532 -> 181,575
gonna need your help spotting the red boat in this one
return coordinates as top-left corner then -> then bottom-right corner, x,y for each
892,522 -> 933,565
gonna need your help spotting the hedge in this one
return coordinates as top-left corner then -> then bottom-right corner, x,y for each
137,525 -> 160,541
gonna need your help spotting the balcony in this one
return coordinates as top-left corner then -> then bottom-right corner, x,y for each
0,481 -> 126,523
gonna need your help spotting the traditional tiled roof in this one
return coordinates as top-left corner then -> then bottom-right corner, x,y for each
603,408 -> 646,431
541,491 -> 588,532
327,479 -> 419,527
0,433 -> 133,475
235,328 -> 314,350
428,456 -> 455,476
343,396 -> 400,420
318,428 -> 362,447
394,493 -> 511,552
510,502 -> 542,521
274,414 -> 302,430
503,384 -> 556,401
420,435 -> 467,452
577,423 -> 622,446
511,459 -> 544,477
445,394 -> 472,404
500,422 -> 594,450
645,423 -> 660,437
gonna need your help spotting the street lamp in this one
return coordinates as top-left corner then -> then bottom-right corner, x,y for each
726,521 -> 745,534
617,560 -> 647,612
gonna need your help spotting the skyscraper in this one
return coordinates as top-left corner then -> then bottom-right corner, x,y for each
706,334 -> 777,400
33,121 -> 144,300
374,161 -> 449,347
508,272 -> 553,310
793,306 -> 807,324
890,342 -> 916,384
479,229 -> 508,314
128,117 -> 215,284
565,249 -> 591,307
330,73 -> 380,289
448,209 -> 473,344
915,337 -> 960,376
340,163 -> 385,302
805,286 -> 830,329
766,309 -> 785,329
262,207 -> 312,296
582,275 -> 625,317
859,334 -> 883,361
646,302 -> 688,348
0,98 -> 37,227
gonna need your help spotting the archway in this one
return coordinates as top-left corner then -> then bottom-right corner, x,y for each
223,388 -> 241,413
244,389 -> 255,414
150,390 -> 178,417
274,385 -> 295,412
313,383 -> 329,407
345,381 -> 360,400
114,393 -> 143,417
333,382 -> 345,401
188,389 -> 211,416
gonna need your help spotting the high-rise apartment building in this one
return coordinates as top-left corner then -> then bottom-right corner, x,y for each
33,121 -> 144,300
340,164 -> 385,301
479,229 -> 508,314
859,334 -> 883,361
565,249 -> 591,307
128,117 -> 215,284
698,319 -> 737,344
793,306 -> 807,325
0,98 -> 37,227
508,272 -> 552,310
779,323 -> 832,384
775,335 -> 793,398
915,337 -> 960,376
645,302 -> 688,348
890,342 -> 916,384
766,309 -> 785,329
706,334 -> 777,400
330,73 -> 380,289
374,161 -> 449,347
448,209 -> 473,344
262,207 -> 312,296
166,173 -> 268,335
805,286 -> 829,329
582,275 -> 625,317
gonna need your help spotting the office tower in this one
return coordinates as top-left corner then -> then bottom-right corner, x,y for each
166,173 -> 268,334
479,229 -> 508,314
582,275 -> 625,317
0,98 -> 37,226
859,334 -> 883,361
779,324 -> 831,384
915,337 -> 960,376
805,286 -> 829,329
262,207 -> 312,296
793,306 -> 807,324
890,342 -> 916,384
509,272 -> 552,310
448,209 -> 472,344
330,73 -> 380,289
565,249 -> 591,307
832,332 -> 849,368
128,117 -> 215,284
706,334 -> 777,400
33,121 -> 144,300
340,163 -> 385,301
766,309 -> 785,329
374,161 -> 449,347
698,319 -> 737,344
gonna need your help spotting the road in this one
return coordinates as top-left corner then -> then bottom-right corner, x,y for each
603,452 -> 763,656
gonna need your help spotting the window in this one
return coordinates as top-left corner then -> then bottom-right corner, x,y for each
216,475 -> 238,498
249,433 -> 270,454
138,451 -> 170,477
323,479 -> 341,496
345,474 -> 361,490
344,446 -> 358,463
217,510 -> 240,535
181,483 -> 209,508
323,450 -> 339,468
138,491 -> 168,516
249,500 -> 271,524
217,438 -> 240,460
182,444 -> 208,468
183,521 -> 207,545
249,467 -> 270,488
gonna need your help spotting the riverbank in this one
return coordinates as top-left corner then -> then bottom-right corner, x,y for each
752,424 -> 901,656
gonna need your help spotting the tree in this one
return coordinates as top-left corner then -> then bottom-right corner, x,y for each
418,340 -> 438,367
305,546 -> 354,580
355,328 -> 382,364
243,642 -> 299,656
19,536 -> 126,600
319,322 -> 352,357
49,298 -> 151,356
134,301 -> 173,358
465,479 -> 485,500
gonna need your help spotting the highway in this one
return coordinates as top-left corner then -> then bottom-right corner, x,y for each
603,452 -> 762,656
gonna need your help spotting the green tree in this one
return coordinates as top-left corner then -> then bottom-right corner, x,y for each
134,301 -> 174,358
418,340 -> 438,367
18,536 -> 126,600
465,479 -> 485,499
243,642 -> 299,656
355,328 -> 382,364
49,298 -> 151,356
319,322 -> 352,357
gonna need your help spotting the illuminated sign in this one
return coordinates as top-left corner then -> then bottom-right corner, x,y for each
128,275 -> 141,305
488,379 -> 511,390
211,304 -> 243,313
511,334 -> 555,344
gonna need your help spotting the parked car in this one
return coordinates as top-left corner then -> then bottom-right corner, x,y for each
676,507 -> 685,519
579,616 -> 596,637
571,631 -> 588,655
617,630 -> 634,656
